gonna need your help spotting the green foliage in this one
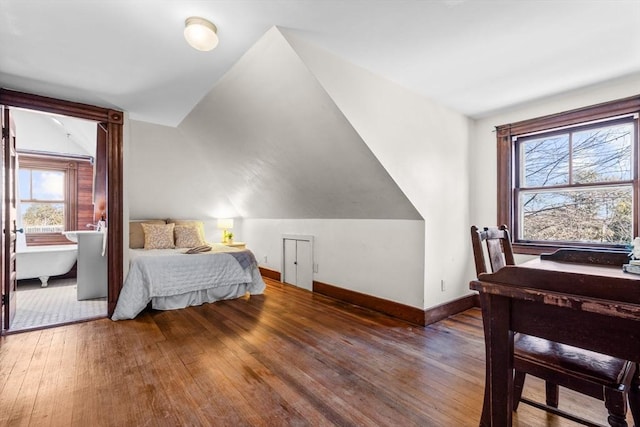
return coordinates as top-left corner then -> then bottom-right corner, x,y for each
22,204 -> 63,226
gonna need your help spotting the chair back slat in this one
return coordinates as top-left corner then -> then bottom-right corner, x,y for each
487,239 -> 506,271
470,225 -> 515,276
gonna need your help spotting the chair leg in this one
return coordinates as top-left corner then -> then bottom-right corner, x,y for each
604,388 -> 628,427
513,371 -> 526,411
545,382 -> 559,408
629,364 -> 640,427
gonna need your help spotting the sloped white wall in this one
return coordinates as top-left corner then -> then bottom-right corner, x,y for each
179,27 -> 420,221
283,30 -> 473,309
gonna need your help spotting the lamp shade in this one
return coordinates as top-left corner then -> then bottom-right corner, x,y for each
184,17 -> 219,51
217,219 -> 234,230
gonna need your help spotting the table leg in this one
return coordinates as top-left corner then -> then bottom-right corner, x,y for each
479,293 -> 514,426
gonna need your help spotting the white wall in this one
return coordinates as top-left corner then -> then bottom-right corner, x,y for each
284,31 -> 474,309
470,73 -> 640,266
127,120 -> 238,223
242,218 -> 425,307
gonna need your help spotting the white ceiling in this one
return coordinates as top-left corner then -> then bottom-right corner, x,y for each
12,108 -> 97,157
1,0 -> 639,127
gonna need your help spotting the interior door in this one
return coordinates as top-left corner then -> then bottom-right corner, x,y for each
2,106 -> 18,332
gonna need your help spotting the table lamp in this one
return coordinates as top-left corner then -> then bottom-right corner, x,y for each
217,218 -> 234,243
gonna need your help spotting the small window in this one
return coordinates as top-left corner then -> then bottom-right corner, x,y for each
19,168 -> 66,234
497,95 -> 640,254
18,154 -> 83,246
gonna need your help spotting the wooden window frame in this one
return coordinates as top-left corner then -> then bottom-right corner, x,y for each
497,95 -> 640,255
19,153 -> 92,246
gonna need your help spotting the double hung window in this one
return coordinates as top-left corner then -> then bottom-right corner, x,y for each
19,167 -> 66,234
18,154 -> 80,245
497,96 -> 640,254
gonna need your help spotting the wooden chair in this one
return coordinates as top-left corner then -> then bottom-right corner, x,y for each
471,225 -> 638,427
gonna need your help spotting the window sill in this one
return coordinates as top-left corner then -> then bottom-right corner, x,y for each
513,242 -> 629,257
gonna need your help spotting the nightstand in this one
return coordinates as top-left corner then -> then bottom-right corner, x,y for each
223,242 -> 246,250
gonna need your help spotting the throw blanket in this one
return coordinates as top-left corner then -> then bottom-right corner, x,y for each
228,250 -> 256,270
185,245 -> 212,254
112,247 -> 265,320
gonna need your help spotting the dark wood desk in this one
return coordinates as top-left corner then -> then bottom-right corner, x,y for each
470,251 -> 640,426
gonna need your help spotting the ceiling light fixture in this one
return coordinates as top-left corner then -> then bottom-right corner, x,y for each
184,17 -> 219,51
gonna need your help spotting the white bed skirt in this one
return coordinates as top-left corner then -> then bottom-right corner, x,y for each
151,282 -> 257,310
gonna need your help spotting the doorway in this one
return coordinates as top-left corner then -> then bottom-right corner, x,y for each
11,108 -> 107,330
0,89 -> 124,333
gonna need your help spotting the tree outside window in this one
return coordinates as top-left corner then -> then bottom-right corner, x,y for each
517,120 -> 633,245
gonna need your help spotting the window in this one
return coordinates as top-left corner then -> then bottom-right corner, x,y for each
497,95 -> 640,255
18,154 -> 82,246
19,168 -> 66,234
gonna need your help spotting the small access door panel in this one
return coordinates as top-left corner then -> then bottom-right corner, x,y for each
282,235 -> 313,291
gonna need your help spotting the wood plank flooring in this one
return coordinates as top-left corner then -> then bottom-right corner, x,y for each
0,278 -> 628,426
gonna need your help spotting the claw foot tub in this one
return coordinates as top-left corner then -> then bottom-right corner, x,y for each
17,244 -> 78,287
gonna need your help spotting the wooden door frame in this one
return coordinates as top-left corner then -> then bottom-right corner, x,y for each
1,106 -> 15,330
0,89 -> 124,317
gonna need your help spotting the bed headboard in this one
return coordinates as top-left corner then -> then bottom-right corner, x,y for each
129,220 -> 166,249
129,219 -> 207,249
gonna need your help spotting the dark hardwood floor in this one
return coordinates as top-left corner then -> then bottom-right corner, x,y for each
0,278 -> 628,426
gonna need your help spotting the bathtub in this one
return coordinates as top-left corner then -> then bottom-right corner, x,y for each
17,244 -> 78,287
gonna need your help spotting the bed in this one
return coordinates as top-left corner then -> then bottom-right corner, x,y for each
112,240 -> 265,320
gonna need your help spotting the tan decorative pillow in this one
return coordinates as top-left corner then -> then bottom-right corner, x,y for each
141,223 -> 175,249
129,220 -> 166,249
174,225 -> 206,248
167,219 -> 206,242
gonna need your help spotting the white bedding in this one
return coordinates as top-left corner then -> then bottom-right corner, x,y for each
112,245 -> 265,320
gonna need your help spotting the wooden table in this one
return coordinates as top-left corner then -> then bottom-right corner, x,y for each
470,250 -> 640,426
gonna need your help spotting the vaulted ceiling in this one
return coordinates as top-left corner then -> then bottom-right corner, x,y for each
2,1 -> 639,126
